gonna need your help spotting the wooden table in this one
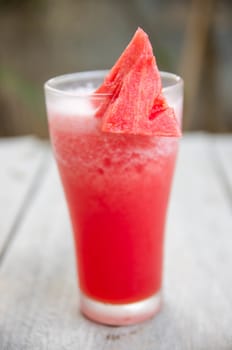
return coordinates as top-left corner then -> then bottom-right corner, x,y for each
0,134 -> 231,349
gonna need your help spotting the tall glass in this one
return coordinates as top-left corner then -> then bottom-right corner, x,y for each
44,71 -> 183,326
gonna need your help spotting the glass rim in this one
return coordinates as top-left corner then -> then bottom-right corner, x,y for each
44,69 -> 183,98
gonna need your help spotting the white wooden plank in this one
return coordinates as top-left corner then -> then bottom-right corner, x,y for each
0,137 -> 47,255
164,133 -> 232,349
214,135 -> 232,197
0,134 -> 231,349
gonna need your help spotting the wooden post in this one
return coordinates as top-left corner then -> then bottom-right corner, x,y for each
180,0 -> 217,130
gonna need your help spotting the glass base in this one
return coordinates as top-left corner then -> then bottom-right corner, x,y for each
80,291 -> 161,326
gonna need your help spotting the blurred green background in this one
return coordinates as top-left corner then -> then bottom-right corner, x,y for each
0,0 -> 231,137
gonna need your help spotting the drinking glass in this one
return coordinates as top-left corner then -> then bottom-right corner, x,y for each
44,70 -> 183,325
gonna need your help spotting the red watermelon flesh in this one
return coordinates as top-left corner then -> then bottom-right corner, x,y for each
96,27 -> 155,95
95,27 -> 160,118
95,28 -> 181,137
140,105 -> 181,137
146,94 -> 181,136
102,55 -> 161,134
149,94 -> 168,117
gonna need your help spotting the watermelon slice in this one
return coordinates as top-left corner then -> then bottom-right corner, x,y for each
102,55 -> 160,134
96,28 -> 155,95
95,27 -> 158,118
95,27 -> 181,137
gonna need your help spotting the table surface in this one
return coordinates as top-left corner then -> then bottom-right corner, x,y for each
0,134 -> 231,350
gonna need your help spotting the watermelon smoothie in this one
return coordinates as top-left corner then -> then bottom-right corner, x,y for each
45,70 -> 183,325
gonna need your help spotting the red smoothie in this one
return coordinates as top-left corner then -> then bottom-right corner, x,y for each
49,113 -> 178,303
